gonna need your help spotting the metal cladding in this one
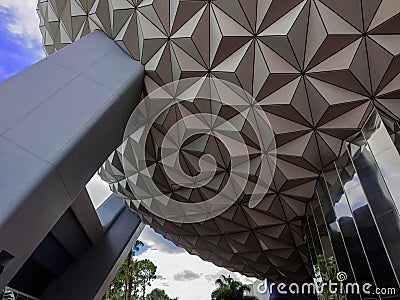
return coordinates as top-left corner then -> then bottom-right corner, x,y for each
39,0 -> 400,282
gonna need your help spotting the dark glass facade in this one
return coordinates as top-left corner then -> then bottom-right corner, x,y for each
305,112 -> 400,299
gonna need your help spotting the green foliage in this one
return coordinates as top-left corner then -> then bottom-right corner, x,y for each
211,275 -> 258,300
314,254 -> 346,300
316,255 -> 338,283
103,240 -> 157,300
0,290 -> 15,300
145,288 -> 178,300
133,259 -> 157,299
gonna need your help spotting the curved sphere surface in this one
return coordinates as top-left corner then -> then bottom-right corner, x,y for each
38,0 -> 400,281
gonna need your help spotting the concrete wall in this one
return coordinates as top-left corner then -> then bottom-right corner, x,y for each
0,30 -> 144,291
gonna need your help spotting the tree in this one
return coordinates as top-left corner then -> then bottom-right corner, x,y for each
211,275 -> 258,300
145,288 -> 178,300
134,259 -> 157,299
314,255 -> 345,300
0,290 -> 15,300
103,240 -> 157,300
126,241 -> 145,299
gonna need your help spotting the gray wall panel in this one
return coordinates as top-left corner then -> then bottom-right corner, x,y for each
70,189 -> 104,245
0,61 -> 77,135
42,209 -> 144,300
0,30 -> 144,290
3,76 -> 115,162
46,30 -> 116,74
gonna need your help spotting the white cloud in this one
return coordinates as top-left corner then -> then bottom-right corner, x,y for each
86,174 -> 112,209
173,270 -> 201,282
0,0 -> 42,47
139,226 -> 186,254
204,269 -> 251,284
137,226 -> 256,300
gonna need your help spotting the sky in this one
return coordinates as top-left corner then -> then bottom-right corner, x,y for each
0,1 -> 255,299
0,0 -> 44,80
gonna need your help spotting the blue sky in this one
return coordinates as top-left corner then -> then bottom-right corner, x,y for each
0,2 -> 254,299
0,5 -> 44,82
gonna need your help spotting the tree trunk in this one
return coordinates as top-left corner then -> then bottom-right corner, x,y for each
126,250 -> 133,300
105,287 -> 110,300
142,283 -> 146,300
